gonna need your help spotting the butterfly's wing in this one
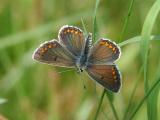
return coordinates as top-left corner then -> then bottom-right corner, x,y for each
58,25 -> 85,57
88,38 -> 121,64
86,64 -> 121,92
32,40 -> 76,68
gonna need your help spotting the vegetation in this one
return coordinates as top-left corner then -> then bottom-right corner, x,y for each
0,0 -> 160,120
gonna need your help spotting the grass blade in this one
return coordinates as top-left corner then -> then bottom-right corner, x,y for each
140,0 -> 160,119
118,35 -> 160,47
93,0 -> 100,42
119,0 -> 135,42
128,78 -> 160,120
94,89 -> 105,120
81,18 -> 88,37
106,91 -> 119,120
122,67 -> 143,120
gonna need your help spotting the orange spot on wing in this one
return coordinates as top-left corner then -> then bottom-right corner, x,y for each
75,31 -> 78,34
109,45 -> 113,48
112,71 -> 115,75
44,47 -> 48,51
71,30 -> 74,33
105,43 -> 109,46
48,44 -> 52,48
100,41 -> 106,45
48,43 -> 56,48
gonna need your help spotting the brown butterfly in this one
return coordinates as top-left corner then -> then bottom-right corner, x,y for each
32,25 -> 121,92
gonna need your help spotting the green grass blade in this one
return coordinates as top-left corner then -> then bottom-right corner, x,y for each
106,91 -> 119,120
81,18 -> 88,37
128,78 -> 160,120
118,35 -> 160,47
145,57 -> 160,120
94,89 -> 105,120
122,67 -> 143,120
140,0 -> 160,119
93,0 -> 100,42
119,0 -> 135,42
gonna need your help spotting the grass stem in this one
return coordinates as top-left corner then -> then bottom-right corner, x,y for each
94,89 -> 105,120
128,78 -> 160,120
122,67 -> 143,120
119,0 -> 135,42
106,92 -> 119,120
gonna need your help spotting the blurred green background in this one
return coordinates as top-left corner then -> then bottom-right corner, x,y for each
0,0 -> 160,120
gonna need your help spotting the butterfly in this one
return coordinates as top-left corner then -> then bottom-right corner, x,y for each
32,25 -> 121,92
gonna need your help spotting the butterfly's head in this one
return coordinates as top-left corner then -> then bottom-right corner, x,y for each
77,67 -> 86,73
76,59 -> 87,73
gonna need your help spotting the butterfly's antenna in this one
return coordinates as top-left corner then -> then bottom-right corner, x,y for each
75,70 -> 86,90
57,69 -> 75,74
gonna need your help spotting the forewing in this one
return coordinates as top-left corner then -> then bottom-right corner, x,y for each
86,65 -> 121,92
58,25 -> 85,57
32,40 -> 76,67
88,38 -> 121,64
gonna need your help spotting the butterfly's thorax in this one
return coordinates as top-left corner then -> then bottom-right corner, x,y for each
76,33 -> 92,71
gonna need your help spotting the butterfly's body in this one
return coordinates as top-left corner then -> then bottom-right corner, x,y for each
76,33 -> 92,72
33,25 -> 121,92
